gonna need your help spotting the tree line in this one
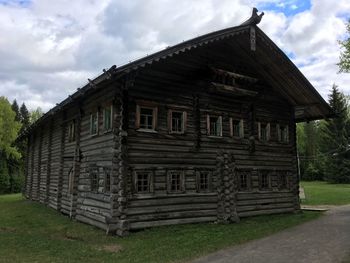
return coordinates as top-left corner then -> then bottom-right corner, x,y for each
0,97 -> 43,194
297,85 -> 350,183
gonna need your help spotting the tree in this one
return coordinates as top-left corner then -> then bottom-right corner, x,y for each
19,103 -> 30,133
297,121 -> 325,181
338,19 -> 350,72
0,97 -> 22,193
321,85 -> 350,183
0,97 -> 21,159
30,107 -> 43,124
11,99 -> 20,122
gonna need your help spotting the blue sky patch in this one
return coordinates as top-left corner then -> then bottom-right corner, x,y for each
258,0 -> 311,16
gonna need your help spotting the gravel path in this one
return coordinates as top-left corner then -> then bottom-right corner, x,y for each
192,205 -> 350,263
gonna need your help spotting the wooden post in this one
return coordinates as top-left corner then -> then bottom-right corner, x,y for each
69,108 -> 82,218
291,121 -> 301,212
216,151 -> 239,223
111,74 -> 135,236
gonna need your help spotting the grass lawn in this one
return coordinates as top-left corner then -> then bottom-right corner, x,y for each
301,181 -> 350,206
0,194 -> 321,263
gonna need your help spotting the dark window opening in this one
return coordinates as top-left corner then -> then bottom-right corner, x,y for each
90,167 -> 98,192
260,172 -> 269,189
136,172 -> 150,193
208,116 -> 222,136
90,112 -> 98,135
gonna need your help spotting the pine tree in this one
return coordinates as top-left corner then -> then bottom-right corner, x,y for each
19,103 -> 30,133
321,85 -> 350,183
11,100 -> 20,122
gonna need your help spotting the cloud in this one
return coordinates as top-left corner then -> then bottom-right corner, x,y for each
0,0 -> 349,113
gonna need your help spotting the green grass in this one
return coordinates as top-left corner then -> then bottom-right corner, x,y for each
0,194 -> 321,263
301,181 -> 350,206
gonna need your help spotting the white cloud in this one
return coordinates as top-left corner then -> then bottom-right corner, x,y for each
0,0 -> 349,112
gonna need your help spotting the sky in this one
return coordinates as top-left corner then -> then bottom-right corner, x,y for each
0,0 -> 350,111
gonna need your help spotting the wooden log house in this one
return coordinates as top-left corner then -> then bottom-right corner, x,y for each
20,9 -> 332,236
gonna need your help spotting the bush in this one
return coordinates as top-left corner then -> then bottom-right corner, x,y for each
303,163 -> 323,181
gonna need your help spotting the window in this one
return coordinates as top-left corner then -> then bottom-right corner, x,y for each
103,167 -> 111,193
68,167 -> 74,194
260,171 -> 270,190
238,170 -> 250,191
230,118 -> 244,138
207,115 -> 222,136
277,124 -> 289,143
90,166 -> 99,192
258,122 -> 270,141
68,121 -> 75,142
103,105 -> 113,131
196,171 -> 211,192
90,112 -> 98,135
167,170 -> 185,193
168,110 -> 187,134
134,171 -> 153,193
136,104 -> 157,131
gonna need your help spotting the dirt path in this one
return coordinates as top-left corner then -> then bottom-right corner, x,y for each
192,205 -> 350,263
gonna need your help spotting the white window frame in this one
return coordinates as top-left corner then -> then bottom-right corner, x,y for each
136,104 -> 158,132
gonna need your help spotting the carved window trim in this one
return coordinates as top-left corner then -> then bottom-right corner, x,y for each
196,170 -> 212,193
237,169 -> 252,191
135,102 -> 158,132
67,120 -> 76,142
258,122 -> 270,141
207,114 -> 223,137
90,111 -> 99,136
90,166 -> 99,193
168,109 -> 187,134
133,170 -> 154,194
277,123 -> 289,143
103,105 -> 113,132
167,170 -> 185,194
230,118 -> 244,138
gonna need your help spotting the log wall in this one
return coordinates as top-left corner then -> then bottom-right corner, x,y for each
123,64 -> 299,230
23,59 -> 300,234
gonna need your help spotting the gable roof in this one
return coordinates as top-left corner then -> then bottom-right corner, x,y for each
19,10 -> 333,139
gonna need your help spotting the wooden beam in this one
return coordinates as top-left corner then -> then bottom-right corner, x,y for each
211,67 -> 259,83
210,82 -> 258,97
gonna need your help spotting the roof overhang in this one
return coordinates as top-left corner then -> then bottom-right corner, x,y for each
18,12 -> 333,140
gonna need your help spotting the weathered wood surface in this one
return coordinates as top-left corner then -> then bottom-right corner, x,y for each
23,35 -> 300,234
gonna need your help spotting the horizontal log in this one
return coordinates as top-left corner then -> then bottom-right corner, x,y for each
130,216 -> 217,230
